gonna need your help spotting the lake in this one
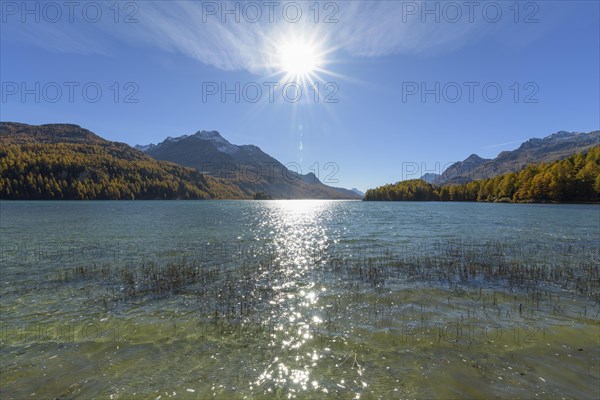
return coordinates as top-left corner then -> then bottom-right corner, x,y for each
1,201 -> 599,399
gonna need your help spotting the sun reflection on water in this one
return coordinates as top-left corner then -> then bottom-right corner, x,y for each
251,200 -> 344,396
3,202 -> 599,398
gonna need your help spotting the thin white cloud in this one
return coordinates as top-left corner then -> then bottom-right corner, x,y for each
130,1 -> 481,72
331,2 -> 477,57
135,2 -> 276,73
2,1 -> 548,73
481,140 -> 526,149
3,19 -> 110,56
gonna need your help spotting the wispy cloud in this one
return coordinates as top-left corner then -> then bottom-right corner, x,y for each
3,19 -> 111,56
2,1 -> 539,74
132,1 -> 483,72
330,2 -> 478,57
481,140 -> 526,149
135,2 -> 277,73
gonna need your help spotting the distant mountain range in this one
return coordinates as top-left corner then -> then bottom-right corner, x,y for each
420,173 -> 442,184
3,123 -> 596,201
135,130 -> 360,199
365,145 -> 599,203
422,130 -> 600,184
0,122 -> 360,200
351,188 -> 365,197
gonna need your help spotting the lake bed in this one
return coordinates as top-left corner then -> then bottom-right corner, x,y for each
1,201 -> 598,398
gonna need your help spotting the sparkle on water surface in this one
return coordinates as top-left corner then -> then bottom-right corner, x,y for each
0,200 -> 599,398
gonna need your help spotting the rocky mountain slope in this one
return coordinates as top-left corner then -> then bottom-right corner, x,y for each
423,130 -> 599,184
137,130 -> 361,199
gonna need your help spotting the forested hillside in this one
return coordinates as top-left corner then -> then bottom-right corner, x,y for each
0,123 -> 247,200
365,146 -> 600,203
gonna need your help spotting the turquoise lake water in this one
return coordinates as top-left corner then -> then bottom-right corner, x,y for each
1,201 -> 599,398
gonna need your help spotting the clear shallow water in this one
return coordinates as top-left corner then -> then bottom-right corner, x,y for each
1,201 -> 599,399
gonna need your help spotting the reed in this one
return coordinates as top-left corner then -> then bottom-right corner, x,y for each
50,240 -> 599,328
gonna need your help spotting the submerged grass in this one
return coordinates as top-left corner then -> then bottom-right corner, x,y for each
52,240 -> 600,321
4,240 -> 599,399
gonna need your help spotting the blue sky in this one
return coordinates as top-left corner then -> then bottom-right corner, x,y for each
1,1 -> 599,191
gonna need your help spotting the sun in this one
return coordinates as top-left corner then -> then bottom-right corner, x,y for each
277,39 -> 322,79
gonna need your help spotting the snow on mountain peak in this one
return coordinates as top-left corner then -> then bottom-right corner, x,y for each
165,135 -> 188,143
193,130 -> 239,154
134,143 -> 156,152
195,130 -> 225,141
546,131 -> 576,141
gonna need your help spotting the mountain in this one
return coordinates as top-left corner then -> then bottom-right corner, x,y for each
419,173 -> 441,184
1,122 -> 107,145
436,154 -> 491,184
137,130 -> 361,199
365,146 -> 600,203
0,122 -> 246,200
435,130 -> 600,184
134,143 -> 156,152
351,188 -> 365,197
